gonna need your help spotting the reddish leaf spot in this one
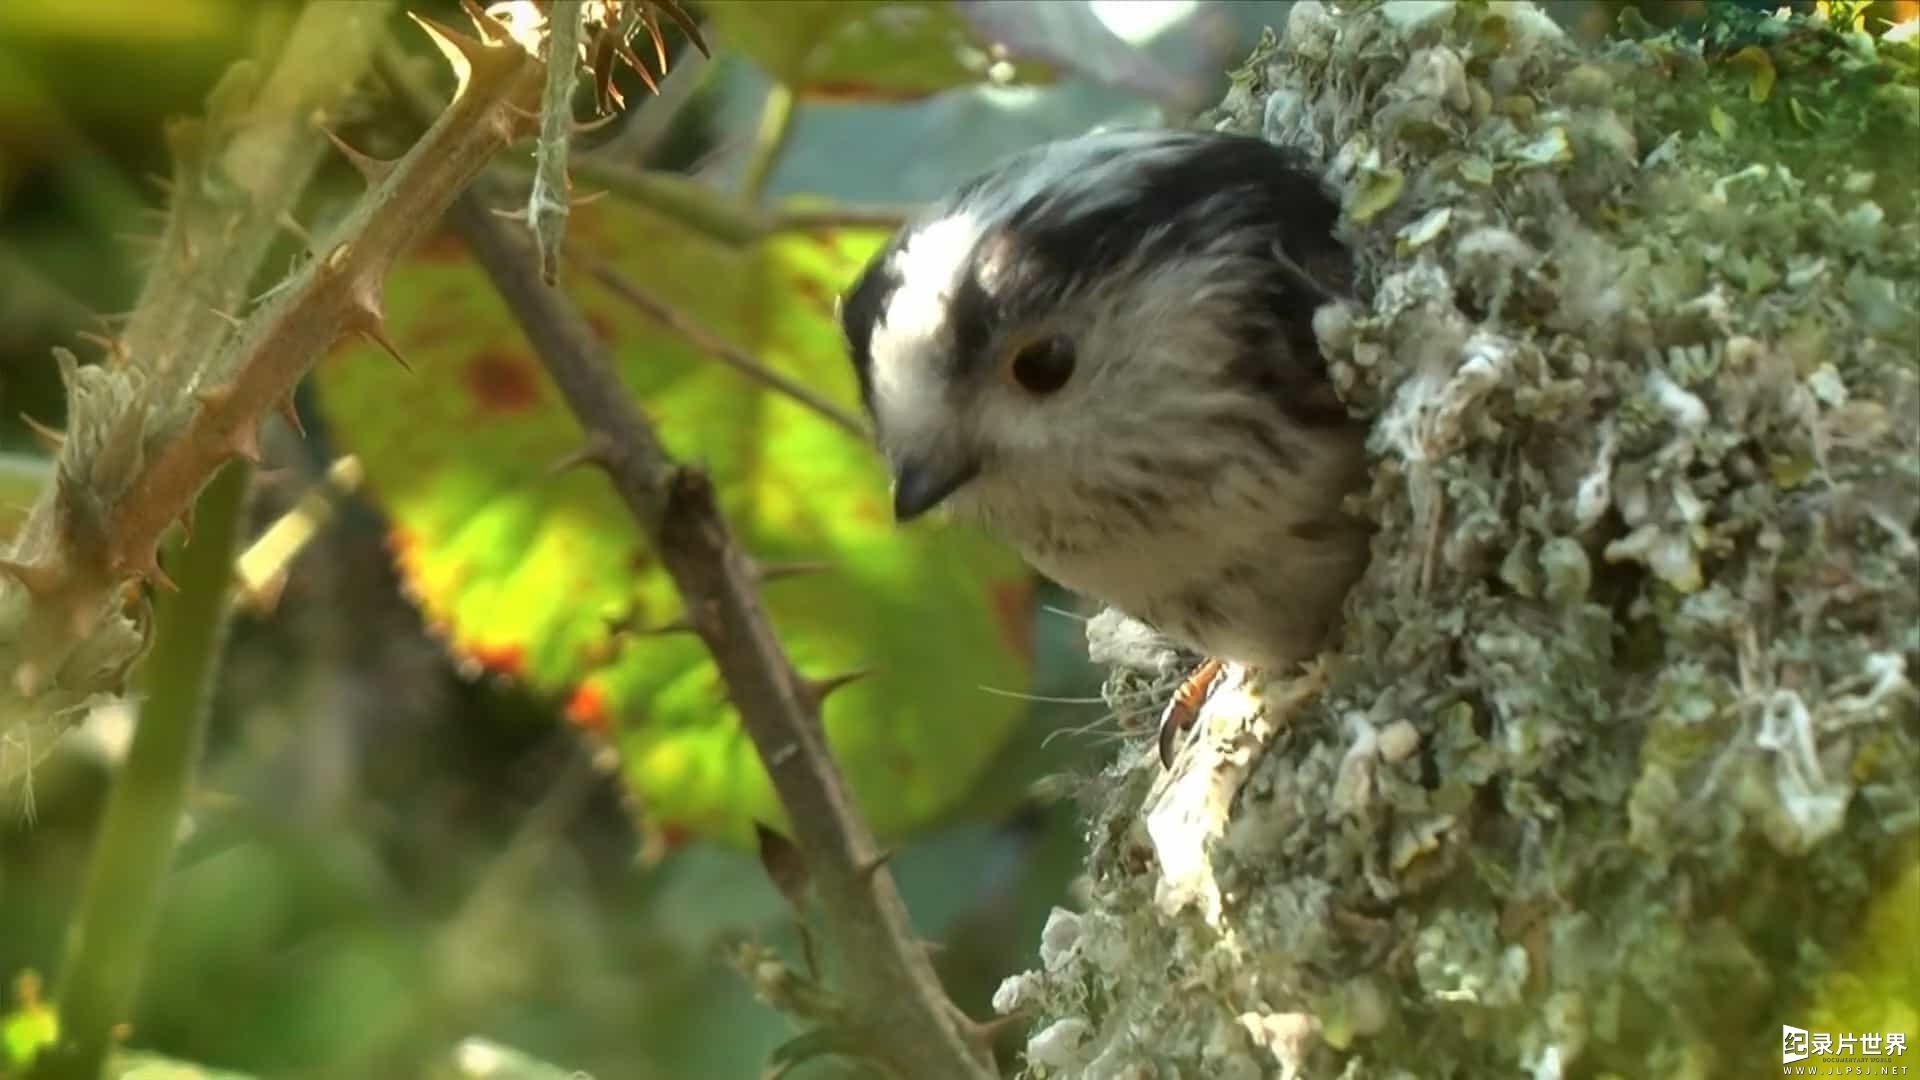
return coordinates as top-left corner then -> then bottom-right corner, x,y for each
791,274 -> 834,315
466,351 -> 539,412
468,640 -> 526,678
989,577 -> 1034,668
658,822 -> 691,850
566,681 -> 609,733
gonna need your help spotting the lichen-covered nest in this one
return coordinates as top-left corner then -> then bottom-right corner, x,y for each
994,2 -> 1920,1076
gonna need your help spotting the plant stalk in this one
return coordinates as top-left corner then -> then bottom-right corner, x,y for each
32,462 -> 251,1080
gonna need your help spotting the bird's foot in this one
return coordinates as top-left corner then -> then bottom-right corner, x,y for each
1157,656 -> 1227,768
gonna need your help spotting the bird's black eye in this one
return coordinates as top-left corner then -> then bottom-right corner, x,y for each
1007,335 -> 1076,395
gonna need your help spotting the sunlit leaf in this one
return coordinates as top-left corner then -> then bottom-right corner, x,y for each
703,0 -> 1058,101
1709,102 -> 1736,138
312,200 -> 1032,848
1728,44 -> 1778,102
1345,166 -> 1404,224
1,972 -> 55,1068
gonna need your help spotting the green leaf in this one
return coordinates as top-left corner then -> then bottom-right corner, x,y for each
312,200 -> 1033,848
1,990 -> 56,1068
703,0 -> 1057,101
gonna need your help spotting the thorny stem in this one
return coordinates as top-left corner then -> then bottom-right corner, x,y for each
738,80 -> 796,204
445,182 -> 998,1080
529,0 -> 584,284
572,252 -> 868,438
100,13 -> 546,595
31,462 -> 251,1080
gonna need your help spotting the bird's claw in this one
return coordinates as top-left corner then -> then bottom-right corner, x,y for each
1157,656 -> 1226,768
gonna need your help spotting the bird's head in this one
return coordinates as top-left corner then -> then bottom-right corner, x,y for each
836,128 -> 1354,526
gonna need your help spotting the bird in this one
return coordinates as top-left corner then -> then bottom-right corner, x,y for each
835,127 -> 1373,767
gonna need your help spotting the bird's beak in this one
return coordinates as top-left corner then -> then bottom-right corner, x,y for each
891,454 -> 980,523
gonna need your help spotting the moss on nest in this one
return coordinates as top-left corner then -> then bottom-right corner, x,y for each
998,2 -> 1919,1076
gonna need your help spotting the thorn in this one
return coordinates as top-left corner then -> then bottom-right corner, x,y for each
854,848 -> 894,881
637,616 -> 697,638
208,307 -> 245,330
410,13 -> 489,87
349,309 -> 413,372
0,558 -> 64,599
143,562 -> 180,594
276,211 -> 314,247
546,434 -> 613,477
753,559 -> 834,584
175,504 -> 194,543
75,330 -> 128,363
320,126 -> 396,185
651,0 -> 710,57
275,394 -> 306,439
228,421 -> 264,465
639,7 -> 669,72
801,667 -> 870,706
458,0 -> 514,45
19,413 -> 64,454
192,383 -> 235,412
613,35 -> 658,94
111,547 -> 177,593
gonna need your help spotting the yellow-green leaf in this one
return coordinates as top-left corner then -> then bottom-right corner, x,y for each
312,200 -> 1032,848
1728,45 -> 1777,103
1346,167 -> 1404,224
1,973 -> 56,1068
1709,103 -> 1735,139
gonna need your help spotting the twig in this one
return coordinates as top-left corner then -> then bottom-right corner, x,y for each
738,81 -> 797,203
231,453 -> 366,616
572,252 -> 868,439
445,181 -> 997,1080
529,0 -> 583,284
